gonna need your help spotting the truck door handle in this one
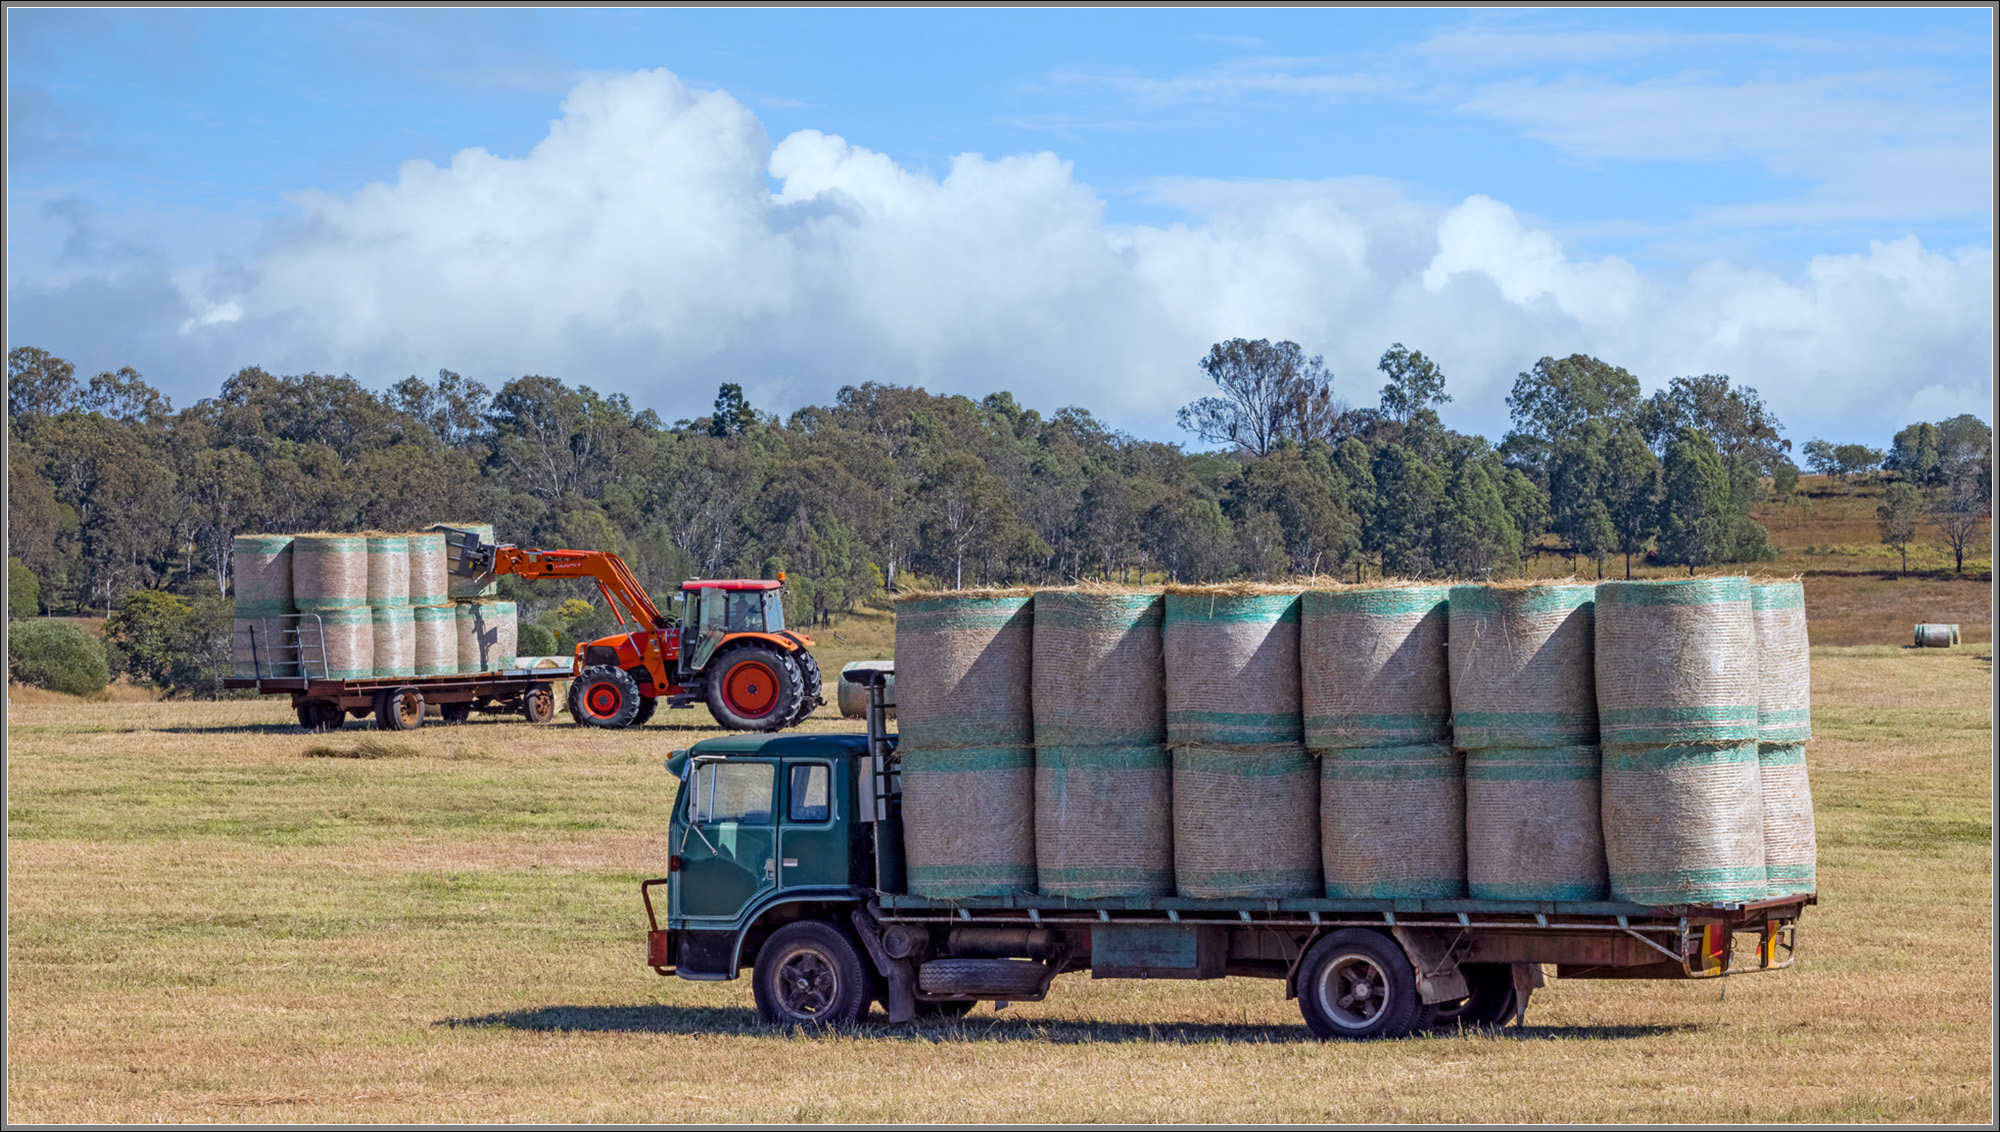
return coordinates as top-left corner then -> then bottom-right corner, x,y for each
764,858 -> 775,880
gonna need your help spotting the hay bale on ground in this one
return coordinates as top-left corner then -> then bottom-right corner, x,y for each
372,605 -> 416,678
1448,583 -> 1597,749
835,661 -> 894,719
406,532 -> 449,607
900,746 -> 1036,898
1163,585 -> 1302,749
1464,745 -> 1608,901
1032,587 -> 1165,747
292,534 -> 369,612
413,605 -> 456,677
1595,578 -> 1758,747
1301,583 -> 1451,750
1601,741 -> 1766,905
1172,744 -> 1319,898
365,534 -> 410,609
1035,745 -> 1173,898
1758,743 -> 1818,897
1914,623 -> 1954,648
1319,744 -> 1467,899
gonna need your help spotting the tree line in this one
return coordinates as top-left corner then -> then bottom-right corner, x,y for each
6,340 -> 1989,695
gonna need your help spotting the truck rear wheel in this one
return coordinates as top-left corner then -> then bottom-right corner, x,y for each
1297,929 -> 1433,1040
752,921 -> 871,1029
705,646 -> 804,732
1429,962 -> 1516,1031
569,665 -> 642,728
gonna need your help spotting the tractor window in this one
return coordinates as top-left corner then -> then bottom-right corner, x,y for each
690,761 -> 774,824
725,590 -> 762,632
763,593 -> 785,632
788,764 -> 830,823
697,590 -> 726,635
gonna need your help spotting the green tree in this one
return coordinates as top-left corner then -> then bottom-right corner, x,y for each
1831,443 -> 1886,483
1177,338 -> 1340,457
1368,444 -> 1445,577
1886,422 -> 1942,485
8,618 -> 109,696
1877,481 -> 1922,575
1928,463 -> 1990,574
1603,423 -> 1662,577
1377,343 -> 1451,427
9,557 -> 42,618
1434,453 -> 1520,579
709,383 -> 758,439
1501,354 -> 1643,479
1656,428 -> 1730,573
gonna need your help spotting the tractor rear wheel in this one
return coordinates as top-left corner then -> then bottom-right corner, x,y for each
569,665 -> 642,728
786,650 -> 823,727
705,645 -> 804,732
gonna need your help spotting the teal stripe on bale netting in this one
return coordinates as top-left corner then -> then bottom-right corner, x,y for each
900,745 -> 1036,899
1165,710 -> 1302,747
1162,593 -> 1301,625
1598,705 -> 1760,746
1451,711 -> 1598,748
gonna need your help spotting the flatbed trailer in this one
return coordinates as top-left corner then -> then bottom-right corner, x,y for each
639,675 -> 1811,1038
223,670 -> 563,731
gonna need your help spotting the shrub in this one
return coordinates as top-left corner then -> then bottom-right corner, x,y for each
8,618 -> 109,696
104,589 -> 232,699
8,558 -> 41,619
517,621 -> 558,658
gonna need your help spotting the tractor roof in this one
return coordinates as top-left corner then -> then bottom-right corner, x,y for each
680,579 -> 782,591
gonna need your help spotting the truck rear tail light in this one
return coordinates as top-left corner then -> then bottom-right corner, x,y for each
669,855 -> 681,872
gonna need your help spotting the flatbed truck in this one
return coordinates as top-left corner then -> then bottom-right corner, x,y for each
641,673 -> 1810,1038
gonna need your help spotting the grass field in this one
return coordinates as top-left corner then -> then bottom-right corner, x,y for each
5,634 -> 1991,1123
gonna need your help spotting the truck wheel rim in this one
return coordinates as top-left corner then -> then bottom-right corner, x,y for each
396,696 -> 420,727
725,661 -> 778,716
775,948 -> 838,1017
1318,953 -> 1391,1030
586,684 -> 623,718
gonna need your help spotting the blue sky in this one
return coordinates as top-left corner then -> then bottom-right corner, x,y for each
7,7 -> 1993,446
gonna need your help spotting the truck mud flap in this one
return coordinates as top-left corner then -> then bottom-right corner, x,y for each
675,929 -> 739,980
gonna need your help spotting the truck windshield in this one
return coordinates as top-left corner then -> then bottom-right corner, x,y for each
689,761 -> 774,824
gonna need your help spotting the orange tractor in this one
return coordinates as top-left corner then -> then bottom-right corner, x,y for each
446,531 -> 823,732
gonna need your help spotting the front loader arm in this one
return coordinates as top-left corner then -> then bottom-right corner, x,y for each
488,546 -> 670,630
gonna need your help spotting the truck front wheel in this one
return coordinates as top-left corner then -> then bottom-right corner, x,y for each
752,921 -> 871,1029
1297,929 -> 1434,1040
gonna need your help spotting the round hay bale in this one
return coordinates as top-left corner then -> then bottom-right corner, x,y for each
1914,623 -> 1954,648
312,607 -> 374,680
1172,744 -> 1319,898
1601,741 -> 1766,906
412,605 -> 457,676
455,599 -> 517,674
432,523 -> 498,598
1319,744 -> 1467,899
1447,584 -> 1597,749
365,534 -> 410,609
231,615 -> 300,679
1750,581 -> 1811,745
893,590 -> 1033,749
1595,578 -> 1757,746
1302,584 -> 1450,750
1032,588 -> 1164,747
371,605 -> 416,678
231,534 -> 294,618
1035,745 -> 1172,898
835,661 -> 894,720
406,532 -> 450,606
1464,745 -> 1608,901
899,746 -> 1036,898
1758,742 -> 1818,897
1163,586 -> 1302,749
292,535 -> 369,611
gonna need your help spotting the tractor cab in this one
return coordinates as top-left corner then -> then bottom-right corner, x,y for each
679,579 -> 787,673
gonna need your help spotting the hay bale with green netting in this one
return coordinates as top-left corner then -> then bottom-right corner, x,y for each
1034,744 -> 1172,898
1464,745 -> 1608,901
1448,582 -> 1597,749
232,533 -> 298,679
1172,744 -> 1320,898
372,605 -> 416,678
413,605 -> 456,677
292,534 -> 369,612
1032,586 -> 1164,747
454,599 -> 517,674
1758,743 -> 1818,896
1751,580 -> 1812,744
406,532 -> 449,606
1301,582 -> 1451,750
1914,623 -> 1954,648
314,606 -> 375,680
432,523 -> 497,598
1163,584 -> 1302,748
1601,741 -> 1766,905
899,746 -> 1037,897
365,533 -> 410,609
1319,744 -> 1466,899
1595,577 -> 1758,746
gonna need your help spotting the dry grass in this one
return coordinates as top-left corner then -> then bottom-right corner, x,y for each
5,603 -> 1992,1121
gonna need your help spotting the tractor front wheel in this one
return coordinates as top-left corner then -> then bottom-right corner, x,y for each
705,646 -> 804,732
569,665 -> 642,728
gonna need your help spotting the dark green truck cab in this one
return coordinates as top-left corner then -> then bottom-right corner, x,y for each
642,678 -> 1812,1039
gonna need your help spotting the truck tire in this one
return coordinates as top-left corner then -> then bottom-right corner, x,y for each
785,650 -> 823,727
296,700 -> 344,732
705,645 -> 804,732
916,958 -> 1049,998
570,665 -> 642,728
521,684 -> 556,725
375,687 -> 425,731
631,695 -> 659,727
752,921 -> 871,1029
1296,929 -> 1434,1040
1428,963 -> 1516,1031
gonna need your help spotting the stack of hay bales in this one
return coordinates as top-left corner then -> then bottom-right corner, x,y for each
408,532 -> 456,676
1163,584 -> 1318,898
1595,578 -> 1766,905
1032,587 -> 1172,898
292,534 -> 373,679
1753,580 -> 1817,897
367,533 -> 416,679
894,589 -> 1036,898
1450,583 -> 1608,901
231,534 -> 297,678
1305,583 -> 1463,899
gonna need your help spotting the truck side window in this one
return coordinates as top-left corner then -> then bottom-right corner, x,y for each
690,762 -> 774,824
789,764 -> 830,823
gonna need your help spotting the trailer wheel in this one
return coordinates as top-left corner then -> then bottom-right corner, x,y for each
375,687 -> 425,731
752,921 -> 871,1029
522,684 -> 556,725
1297,929 -> 1432,1040
1429,963 -> 1516,1031
569,665 -> 641,728
296,700 -> 344,732
631,695 -> 659,727
439,702 -> 472,725
705,646 -> 804,732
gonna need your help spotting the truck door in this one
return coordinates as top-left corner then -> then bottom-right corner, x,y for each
674,758 -> 778,920
777,759 -> 847,889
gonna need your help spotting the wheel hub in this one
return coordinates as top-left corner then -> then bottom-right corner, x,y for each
586,684 -> 622,718
725,661 -> 779,716
1321,954 -> 1390,1029
775,949 -> 838,1017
